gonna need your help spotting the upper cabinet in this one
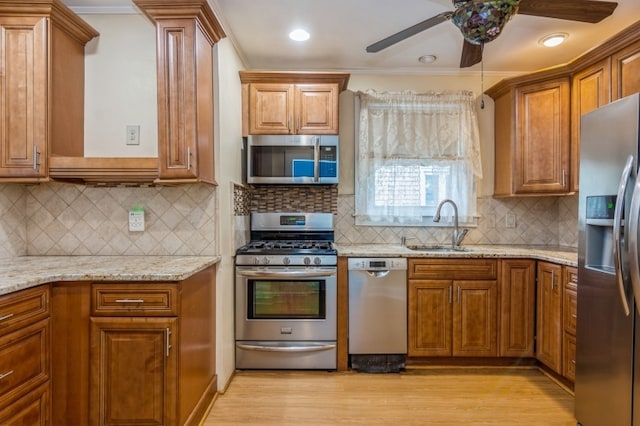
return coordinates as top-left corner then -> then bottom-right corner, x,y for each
240,71 -> 350,136
0,0 -> 98,183
489,74 -> 571,197
487,20 -> 640,196
134,0 -> 226,184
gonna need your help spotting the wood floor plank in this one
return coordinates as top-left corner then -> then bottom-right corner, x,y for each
203,367 -> 575,425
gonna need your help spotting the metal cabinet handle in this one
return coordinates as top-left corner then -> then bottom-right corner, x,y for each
551,271 -> 556,290
33,146 -> 40,170
449,286 -> 453,304
0,370 -> 14,380
562,169 -> 567,188
114,299 -> 145,303
186,147 -> 191,170
0,313 -> 14,322
165,328 -> 172,357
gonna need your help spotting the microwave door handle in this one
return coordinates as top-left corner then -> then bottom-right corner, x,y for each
314,137 -> 320,182
614,155 -> 634,317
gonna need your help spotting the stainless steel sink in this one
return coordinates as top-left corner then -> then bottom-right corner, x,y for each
406,245 -> 469,252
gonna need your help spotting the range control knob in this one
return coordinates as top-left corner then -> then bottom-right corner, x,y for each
314,257 -> 322,265
282,257 -> 291,265
253,257 -> 261,265
304,257 -> 311,266
262,257 -> 270,265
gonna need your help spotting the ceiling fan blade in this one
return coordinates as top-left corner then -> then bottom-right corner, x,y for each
366,11 -> 453,53
517,0 -> 618,23
460,41 -> 483,68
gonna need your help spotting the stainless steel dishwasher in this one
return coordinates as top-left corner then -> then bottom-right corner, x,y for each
348,257 -> 407,372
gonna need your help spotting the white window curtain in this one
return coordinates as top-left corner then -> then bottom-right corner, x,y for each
355,90 -> 482,226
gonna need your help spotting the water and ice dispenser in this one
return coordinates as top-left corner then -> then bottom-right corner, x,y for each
585,195 -> 617,274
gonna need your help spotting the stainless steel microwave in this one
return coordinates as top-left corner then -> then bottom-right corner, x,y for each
247,135 -> 339,184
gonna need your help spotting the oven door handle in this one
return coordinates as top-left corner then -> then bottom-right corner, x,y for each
236,269 -> 336,278
236,343 -> 336,353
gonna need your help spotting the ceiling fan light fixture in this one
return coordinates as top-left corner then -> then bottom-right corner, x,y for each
418,54 -> 437,64
289,29 -> 310,42
452,0 -> 520,45
540,33 -> 568,47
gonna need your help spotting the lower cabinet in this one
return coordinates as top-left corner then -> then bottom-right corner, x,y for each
562,266 -> 578,381
52,265 -> 216,426
0,285 -> 50,425
536,261 -> 563,374
499,259 -> 536,357
408,259 -> 498,357
90,317 -> 178,426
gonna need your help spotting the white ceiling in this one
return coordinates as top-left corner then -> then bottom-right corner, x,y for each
62,0 -> 640,75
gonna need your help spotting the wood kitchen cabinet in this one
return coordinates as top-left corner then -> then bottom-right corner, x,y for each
408,259 -> 498,357
52,266 -> 216,426
248,83 -> 339,135
499,259 -> 536,357
239,71 -> 350,137
0,285 -> 50,425
0,1 -> 98,182
611,38 -> 640,101
570,59 -> 611,192
134,0 -> 226,184
562,266 -> 578,382
489,76 -> 571,196
536,261 -> 563,374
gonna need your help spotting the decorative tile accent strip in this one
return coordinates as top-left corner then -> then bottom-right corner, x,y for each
251,185 -> 338,213
26,182 -> 217,256
0,184 -> 27,258
233,183 -> 251,216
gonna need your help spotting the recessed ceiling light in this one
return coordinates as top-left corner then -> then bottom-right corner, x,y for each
539,33 -> 568,47
418,54 -> 437,64
289,29 -> 310,42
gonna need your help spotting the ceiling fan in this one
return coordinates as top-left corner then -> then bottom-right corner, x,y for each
366,0 -> 619,68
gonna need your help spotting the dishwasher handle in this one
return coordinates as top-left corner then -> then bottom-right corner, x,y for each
365,270 -> 391,278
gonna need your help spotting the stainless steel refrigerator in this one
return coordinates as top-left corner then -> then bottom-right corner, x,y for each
576,92 -> 640,426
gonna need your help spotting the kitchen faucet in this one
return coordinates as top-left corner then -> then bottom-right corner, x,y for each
433,199 -> 469,249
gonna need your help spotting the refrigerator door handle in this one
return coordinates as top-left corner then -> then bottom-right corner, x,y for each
628,167 -> 640,316
614,155 -> 634,317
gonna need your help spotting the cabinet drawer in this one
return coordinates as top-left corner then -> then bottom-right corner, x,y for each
0,382 -> 49,425
0,319 -> 49,409
409,259 -> 497,280
563,285 -> 577,335
563,332 -> 576,382
0,285 -> 49,337
91,284 -> 179,316
565,266 -> 578,288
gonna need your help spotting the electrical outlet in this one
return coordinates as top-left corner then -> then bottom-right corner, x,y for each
129,206 -> 145,232
126,125 -> 140,146
505,213 -> 516,228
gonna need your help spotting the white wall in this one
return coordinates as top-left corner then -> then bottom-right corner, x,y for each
82,14 -> 158,157
213,38 -> 245,390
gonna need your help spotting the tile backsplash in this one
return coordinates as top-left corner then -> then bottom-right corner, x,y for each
0,185 -> 27,258
335,194 -> 578,248
23,182 -> 217,256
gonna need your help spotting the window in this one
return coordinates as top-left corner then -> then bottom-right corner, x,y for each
355,90 -> 482,226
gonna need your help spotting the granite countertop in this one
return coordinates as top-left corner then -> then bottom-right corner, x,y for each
335,244 -> 577,267
0,255 -> 221,296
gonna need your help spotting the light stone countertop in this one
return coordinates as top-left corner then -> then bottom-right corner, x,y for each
0,255 -> 221,296
335,244 -> 577,267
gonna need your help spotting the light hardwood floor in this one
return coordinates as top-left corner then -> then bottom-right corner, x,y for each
203,367 -> 575,425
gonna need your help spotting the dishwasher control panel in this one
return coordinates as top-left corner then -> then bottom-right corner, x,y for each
347,258 -> 407,271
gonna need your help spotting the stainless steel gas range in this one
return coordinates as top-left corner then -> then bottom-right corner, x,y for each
235,212 -> 337,370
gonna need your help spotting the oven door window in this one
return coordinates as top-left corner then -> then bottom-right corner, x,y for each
248,279 -> 326,319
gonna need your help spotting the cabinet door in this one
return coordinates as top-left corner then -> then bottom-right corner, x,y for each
536,262 -> 563,373
0,16 -> 47,178
571,59 -> 611,192
611,38 -> 640,101
90,317 -> 177,426
408,280 -> 452,357
295,84 -> 339,134
249,83 -> 294,134
514,78 -> 570,194
499,259 -> 536,357
453,280 -> 497,357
